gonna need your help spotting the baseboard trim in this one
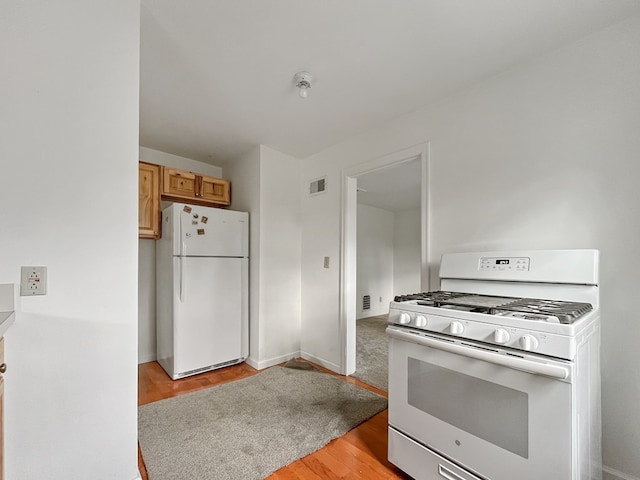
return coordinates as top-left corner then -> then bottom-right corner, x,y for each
245,355 -> 259,370
178,351 -> 340,374
357,310 -> 389,320
248,351 -> 299,370
300,351 -> 341,374
138,352 -> 156,364
603,465 -> 640,480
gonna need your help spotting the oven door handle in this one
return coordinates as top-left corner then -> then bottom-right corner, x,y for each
438,464 -> 466,480
387,327 -> 570,380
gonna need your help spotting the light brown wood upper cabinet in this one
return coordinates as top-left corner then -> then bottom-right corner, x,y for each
139,162 -> 161,239
161,167 -> 230,206
138,163 -> 231,239
199,174 -> 231,204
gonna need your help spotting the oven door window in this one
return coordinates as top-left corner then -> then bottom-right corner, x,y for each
408,357 -> 528,458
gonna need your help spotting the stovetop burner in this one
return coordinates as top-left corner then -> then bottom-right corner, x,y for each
393,291 -> 592,324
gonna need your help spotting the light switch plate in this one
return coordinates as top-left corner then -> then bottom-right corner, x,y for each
20,266 -> 47,296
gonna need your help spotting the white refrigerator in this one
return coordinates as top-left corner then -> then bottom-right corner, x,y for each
156,202 -> 248,380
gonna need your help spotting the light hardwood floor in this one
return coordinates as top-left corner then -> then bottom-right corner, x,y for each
138,360 -> 409,480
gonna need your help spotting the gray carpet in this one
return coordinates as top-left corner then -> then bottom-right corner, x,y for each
138,365 -> 387,480
352,315 -> 389,391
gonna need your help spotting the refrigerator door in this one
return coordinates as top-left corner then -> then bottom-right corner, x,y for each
173,203 -> 248,257
173,256 -> 248,376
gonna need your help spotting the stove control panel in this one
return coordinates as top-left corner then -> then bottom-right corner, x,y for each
479,256 -> 530,272
387,305 -> 585,360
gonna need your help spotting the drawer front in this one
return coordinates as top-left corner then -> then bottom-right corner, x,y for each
388,427 -> 482,480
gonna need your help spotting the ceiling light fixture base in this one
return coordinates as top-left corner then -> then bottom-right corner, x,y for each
294,71 -> 313,99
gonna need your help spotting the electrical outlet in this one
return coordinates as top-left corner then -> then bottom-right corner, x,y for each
20,266 -> 47,296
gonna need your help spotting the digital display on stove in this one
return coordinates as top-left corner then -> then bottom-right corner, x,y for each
479,256 -> 530,272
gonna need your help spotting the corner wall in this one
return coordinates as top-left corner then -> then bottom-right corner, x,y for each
356,205 -> 394,318
393,208 -> 421,296
258,146 -> 302,365
300,15 -> 640,479
223,147 -> 262,366
224,146 -> 302,369
0,2 -> 140,478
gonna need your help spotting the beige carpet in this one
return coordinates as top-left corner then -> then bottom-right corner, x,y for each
352,315 -> 389,391
138,365 -> 387,480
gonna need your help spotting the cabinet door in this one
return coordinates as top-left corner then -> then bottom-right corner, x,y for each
162,167 -> 198,199
138,162 -> 160,239
199,175 -> 230,205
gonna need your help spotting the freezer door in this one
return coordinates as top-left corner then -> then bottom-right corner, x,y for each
174,203 -> 248,257
173,256 -> 248,376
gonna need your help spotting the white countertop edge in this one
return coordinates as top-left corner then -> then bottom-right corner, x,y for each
0,311 -> 15,337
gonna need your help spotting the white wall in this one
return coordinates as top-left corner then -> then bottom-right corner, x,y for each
356,205 -> 394,318
223,146 -> 302,369
300,168 -> 343,370
393,208 -> 421,296
258,146 -> 302,365
0,2 -> 140,479
356,205 -> 421,319
223,146 -> 262,366
137,147 -> 223,363
300,15 -> 640,480
139,146 -> 223,178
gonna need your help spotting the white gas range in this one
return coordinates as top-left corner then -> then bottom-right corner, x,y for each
386,250 -> 601,480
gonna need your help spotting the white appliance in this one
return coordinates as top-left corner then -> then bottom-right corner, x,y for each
156,203 -> 249,380
387,250 -> 601,480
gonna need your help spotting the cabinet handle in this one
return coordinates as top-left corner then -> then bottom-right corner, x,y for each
0,363 -> 6,373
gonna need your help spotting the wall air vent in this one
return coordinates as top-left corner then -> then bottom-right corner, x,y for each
309,176 -> 327,196
363,295 -> 371,311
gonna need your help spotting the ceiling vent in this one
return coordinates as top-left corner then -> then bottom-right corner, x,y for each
309,176 -> 327,196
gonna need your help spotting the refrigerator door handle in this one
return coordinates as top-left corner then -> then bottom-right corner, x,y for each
178,211 -> 186,256
179,257 -> 185,302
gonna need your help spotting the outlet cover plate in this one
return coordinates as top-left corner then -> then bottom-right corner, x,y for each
20,266 -> 47,296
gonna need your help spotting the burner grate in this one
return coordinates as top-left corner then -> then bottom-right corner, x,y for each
493,298 -> 592,324
393,291 -> 466,304
393,291 -> 593,324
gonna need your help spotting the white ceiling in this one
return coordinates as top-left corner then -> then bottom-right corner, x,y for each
140,1 -> 640,165
357,159 -> 422,212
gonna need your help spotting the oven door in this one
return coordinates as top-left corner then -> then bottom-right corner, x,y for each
387,326 -> 575,480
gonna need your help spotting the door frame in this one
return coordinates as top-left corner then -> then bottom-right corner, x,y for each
339,143 -> 430,375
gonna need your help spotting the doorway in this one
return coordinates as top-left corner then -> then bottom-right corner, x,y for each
339,144 -> 429,375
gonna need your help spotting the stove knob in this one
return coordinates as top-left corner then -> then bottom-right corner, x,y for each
398,313 -> 411,325
414,315 -> 428,327
494,328 -> 510,344
450,321 -> 464,335
519,334 -> 539,351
